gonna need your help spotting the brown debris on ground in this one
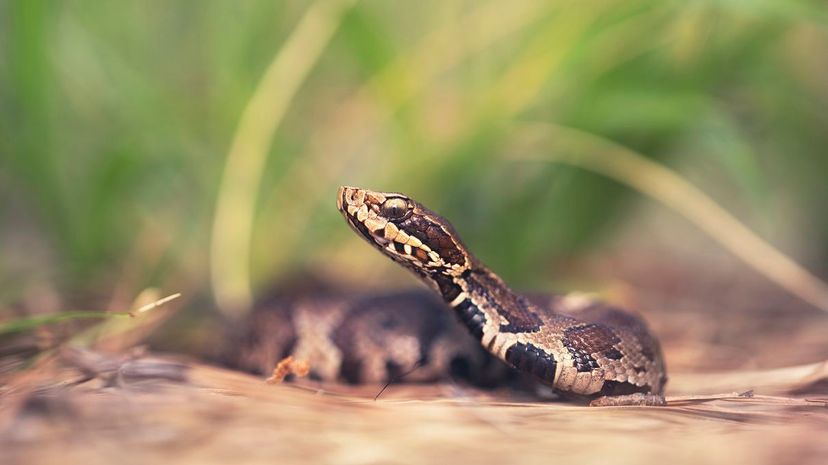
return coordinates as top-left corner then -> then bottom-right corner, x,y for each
265,356 -> 310,384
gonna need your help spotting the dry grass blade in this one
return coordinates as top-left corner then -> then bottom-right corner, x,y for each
129,292 -> 180,316
506,123 -> 828,313
210,0 -> 356,317
71,290 -> 182,351
0,293 -> 180,336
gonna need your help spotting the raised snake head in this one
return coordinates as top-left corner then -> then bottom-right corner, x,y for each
337,186 -> 473,279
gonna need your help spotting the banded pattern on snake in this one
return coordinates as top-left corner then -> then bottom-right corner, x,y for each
230,186 -> 668,406
335,186 -> 667,406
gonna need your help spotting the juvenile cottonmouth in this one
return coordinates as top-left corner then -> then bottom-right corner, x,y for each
231,186 -> 667,406
335,186 -> 667,406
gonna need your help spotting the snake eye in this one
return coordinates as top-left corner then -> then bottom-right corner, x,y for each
381,198 -> 409,220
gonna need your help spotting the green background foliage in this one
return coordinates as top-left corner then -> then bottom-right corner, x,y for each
2,0 -> 827,314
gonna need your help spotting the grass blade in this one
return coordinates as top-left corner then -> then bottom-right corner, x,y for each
210,0 -> 356,316
506,123 -> 828,313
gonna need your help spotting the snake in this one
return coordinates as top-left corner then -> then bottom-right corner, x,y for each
228,288 -> 511,386
335,186 -> 667,406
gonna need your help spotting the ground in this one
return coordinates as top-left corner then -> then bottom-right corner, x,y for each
2,354 -> 826,465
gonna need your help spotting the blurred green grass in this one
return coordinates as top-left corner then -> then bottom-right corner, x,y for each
2,0 -> 828,320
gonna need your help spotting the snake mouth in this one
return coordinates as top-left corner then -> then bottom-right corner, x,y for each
338,185 -> 387,245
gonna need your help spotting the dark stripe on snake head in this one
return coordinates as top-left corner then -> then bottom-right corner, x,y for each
397,214 -> 466,267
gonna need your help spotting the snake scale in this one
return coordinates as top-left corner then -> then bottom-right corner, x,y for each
231,186 -> 667,406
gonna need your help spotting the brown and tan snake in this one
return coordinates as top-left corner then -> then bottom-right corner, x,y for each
229,186 -> 667,406
335,186 -> 667,406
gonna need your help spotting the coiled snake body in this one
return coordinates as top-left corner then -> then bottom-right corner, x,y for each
336,186 -> 667,406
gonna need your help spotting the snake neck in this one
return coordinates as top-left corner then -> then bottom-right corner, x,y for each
429,265 -> 559,387
428,265 -> 538,344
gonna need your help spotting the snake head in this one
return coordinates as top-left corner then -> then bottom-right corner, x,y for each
337,186 -> 472,276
